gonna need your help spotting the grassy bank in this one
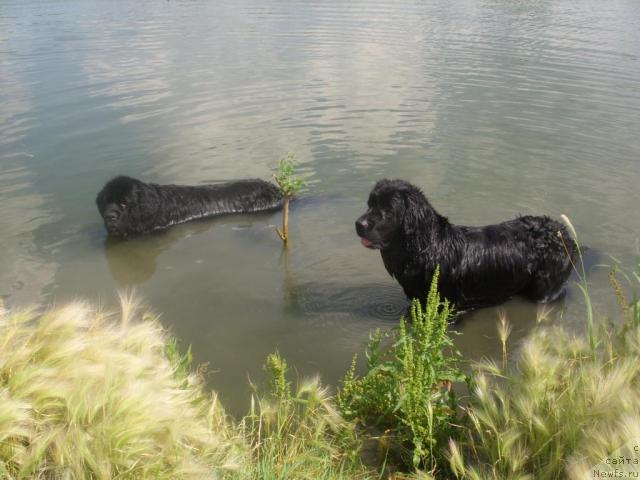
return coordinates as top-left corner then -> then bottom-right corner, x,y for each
0,296 -> 370,480
1,261 -> 638,479
0,295 -> 244,479
449,265 -> 640,480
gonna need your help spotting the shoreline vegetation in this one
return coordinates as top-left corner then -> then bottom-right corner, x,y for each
1,261 -> 639,478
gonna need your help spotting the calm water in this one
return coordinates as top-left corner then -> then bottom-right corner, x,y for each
2,0 -> 639,413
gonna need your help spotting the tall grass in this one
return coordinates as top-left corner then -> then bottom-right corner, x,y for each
0,298 -> 372,479
448,257 -> 640,479
560,214 -> 597,349
0,295 -> 243,479
234,351 -> 371,480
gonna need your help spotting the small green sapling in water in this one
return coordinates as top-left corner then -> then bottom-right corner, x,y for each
273,153 -> 306,245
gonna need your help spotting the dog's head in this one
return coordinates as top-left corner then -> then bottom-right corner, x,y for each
355,179 -> 428,250
96,176 -> 151,237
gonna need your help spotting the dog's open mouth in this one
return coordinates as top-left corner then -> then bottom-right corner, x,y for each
360,237 -> 380,249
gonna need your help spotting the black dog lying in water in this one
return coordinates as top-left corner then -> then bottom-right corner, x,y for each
96,175 -> 282,237
355,179 -> 578,311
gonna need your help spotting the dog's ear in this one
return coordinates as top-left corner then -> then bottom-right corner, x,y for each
401,188 -> 425,237
398,188 -> 432,277
96,190 -> 106,216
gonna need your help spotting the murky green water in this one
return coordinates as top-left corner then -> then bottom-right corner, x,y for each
2,0 -> 639,414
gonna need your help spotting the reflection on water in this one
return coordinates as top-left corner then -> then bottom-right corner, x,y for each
104,221 -> 217,286
1,0 -> 639,408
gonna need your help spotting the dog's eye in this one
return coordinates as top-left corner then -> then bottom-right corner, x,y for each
119,203 -> 127,209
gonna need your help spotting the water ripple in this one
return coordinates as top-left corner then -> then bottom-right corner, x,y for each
291,282 -> 407,322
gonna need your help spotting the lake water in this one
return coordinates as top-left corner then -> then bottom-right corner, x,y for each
2,0 -> 639,414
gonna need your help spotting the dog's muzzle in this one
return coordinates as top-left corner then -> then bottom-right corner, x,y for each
102,206 -> 124,236
355,218 -> 380,249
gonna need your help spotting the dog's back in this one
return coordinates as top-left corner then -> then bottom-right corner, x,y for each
97,177 -> 282,237
163,179 -> 283,216
453,215 -> 577,307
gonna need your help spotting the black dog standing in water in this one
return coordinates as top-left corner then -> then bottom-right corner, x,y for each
355,179 -> 578,311
96,176 -> 282,237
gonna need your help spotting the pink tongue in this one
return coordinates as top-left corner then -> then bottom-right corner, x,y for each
361,238 -> 373,247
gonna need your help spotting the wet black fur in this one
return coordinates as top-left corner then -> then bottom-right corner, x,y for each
355,179 -> 578,311
96,176 -> 282,237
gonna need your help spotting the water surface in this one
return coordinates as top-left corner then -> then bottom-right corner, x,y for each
1,0 -> 639,413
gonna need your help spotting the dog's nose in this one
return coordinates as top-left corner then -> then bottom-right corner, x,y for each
355,218 -> 369,236
105,212 -> 118,222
